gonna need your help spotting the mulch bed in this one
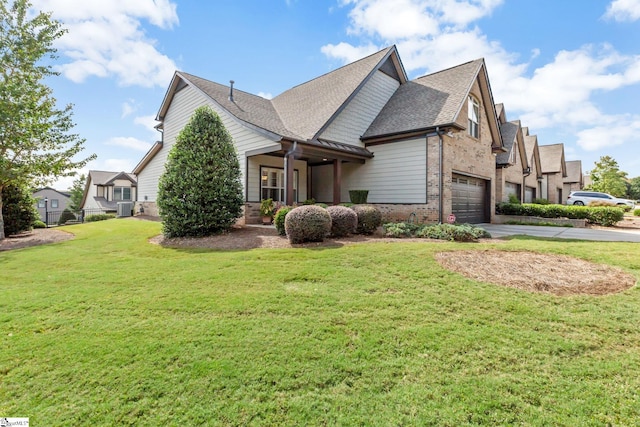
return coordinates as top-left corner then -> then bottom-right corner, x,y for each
435,250 -> 636,296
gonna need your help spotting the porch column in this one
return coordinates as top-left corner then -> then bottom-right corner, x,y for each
284,153 -> 295,206
333,159 -> 342,205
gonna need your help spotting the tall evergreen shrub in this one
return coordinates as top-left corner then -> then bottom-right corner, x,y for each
157,106 -> 244,237
2,183 -> 38,236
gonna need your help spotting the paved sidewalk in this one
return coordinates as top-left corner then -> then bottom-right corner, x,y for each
477,224 -> 640,242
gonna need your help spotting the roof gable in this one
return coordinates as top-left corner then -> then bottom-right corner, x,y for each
523,132 -> 542,179
538,144 -> 567,176
363,58 -> 503,149
272,46 -> 405,141
564,160 -> 583,184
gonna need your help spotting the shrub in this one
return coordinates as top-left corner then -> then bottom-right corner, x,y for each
417,223 -> 490,242
383,222 -> 423,238
326,205 -> 357,237
349,190 -> 369,204
302,198 -> 316,205
284,205 -> 331,244
507,194 -> 521,205
274,205 -> 294,236
157,106 -> 243,238
33,220 -> 46,229
495,202 -> 623,226
58,208 -> 76,225
2,183 -> 39,236
339,202 -> 354,208
532,198 -> 550,205
85,213 -> 115,222
317,203 -> 328,209
635,209 -> 640,217
352,205 -> 382,235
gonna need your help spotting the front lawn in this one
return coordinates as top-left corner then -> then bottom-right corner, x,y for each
1,219 -> 639,425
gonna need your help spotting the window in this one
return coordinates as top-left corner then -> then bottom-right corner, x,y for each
114,187 -> 132,201
38,200 -> 45,208
260,167 -> 297,202
51,199 -> 59,208
468,96 -> 480,138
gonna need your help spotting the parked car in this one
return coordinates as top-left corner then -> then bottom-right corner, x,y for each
566,191 -> 635,208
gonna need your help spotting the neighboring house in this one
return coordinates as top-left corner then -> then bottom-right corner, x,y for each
563,160 -> 583,195
538,143 -> 567,204
522,127 -> 543,203
80,170 -> 137,213
33,187 -> 71,222
583,174 -> 592,189
135,46 -> 505,224
494,104 -> 529,203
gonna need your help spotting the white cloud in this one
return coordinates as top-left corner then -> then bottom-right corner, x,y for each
604,0 -> 640,21
106,137 -> 153,152
121,100 -> 137,118
31,0 -> 179,87
321,42 -> 380,64
134,115 -> 160,136
577,118 -> 640,151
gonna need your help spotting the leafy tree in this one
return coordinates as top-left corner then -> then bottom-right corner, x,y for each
0,0 -> 95,240
157,106 -> 244,237
586,156 -> 627,197
627,177 -> 640,200
68,174 -> 86,211
2,182 -> 38,236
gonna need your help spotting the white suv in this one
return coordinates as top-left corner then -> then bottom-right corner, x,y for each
566,191 -> 635,208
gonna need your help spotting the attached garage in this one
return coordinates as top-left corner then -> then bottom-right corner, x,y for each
452,174 -> 489,223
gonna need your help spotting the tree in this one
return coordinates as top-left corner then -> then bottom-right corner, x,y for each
157,106 -> 244,238
627,176 -> 640,201
68,174 -> 86,211
1,182 -> 38,236
586,156 -> 628,197
0,0 -> 95,240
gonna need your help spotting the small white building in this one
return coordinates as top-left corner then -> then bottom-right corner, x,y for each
80,171 -> 137,213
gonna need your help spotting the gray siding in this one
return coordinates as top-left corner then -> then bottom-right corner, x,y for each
311,138 -> 427,204
319,71 -> 399,146
247,155 -> 308,203
137,84 -> 279,202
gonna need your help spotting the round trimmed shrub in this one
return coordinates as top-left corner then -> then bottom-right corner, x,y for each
284,205 -> 331,244
352,205 -> 382,235
326,205 -> 357,237
58,208 -> 76,225
274,205 -> 294,236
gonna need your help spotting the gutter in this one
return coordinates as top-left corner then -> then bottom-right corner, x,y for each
436,126 -> 444,224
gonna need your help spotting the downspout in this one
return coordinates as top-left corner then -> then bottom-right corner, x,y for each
436,126 -> 444,224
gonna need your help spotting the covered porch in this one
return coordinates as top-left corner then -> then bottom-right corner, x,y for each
244,139 -> 373,222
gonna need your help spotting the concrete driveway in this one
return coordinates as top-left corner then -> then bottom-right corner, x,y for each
478,223 -> 640,242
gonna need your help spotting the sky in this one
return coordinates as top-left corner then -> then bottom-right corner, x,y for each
29,0 -> 640,190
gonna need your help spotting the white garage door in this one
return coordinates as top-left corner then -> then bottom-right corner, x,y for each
452,174 -> 488,223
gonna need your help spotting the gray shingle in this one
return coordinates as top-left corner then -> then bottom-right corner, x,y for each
539,144 -> 565,173
363,59 -> 484,139
496,121 -> 519,165
564,160 -> 582,184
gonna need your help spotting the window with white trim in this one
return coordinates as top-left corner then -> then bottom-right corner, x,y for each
260,167 -> 297,203
468,96 -> 480,138
38,199 -> 45,208
114,186 -> 132,201
51,199 -> 59,208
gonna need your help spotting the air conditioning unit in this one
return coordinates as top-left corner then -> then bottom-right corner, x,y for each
117,201 -> 134,217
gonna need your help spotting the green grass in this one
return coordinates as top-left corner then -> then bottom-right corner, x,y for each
2,220 -> 640,425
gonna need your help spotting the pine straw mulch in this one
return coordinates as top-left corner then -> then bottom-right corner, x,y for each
435,250 -> 636,296
0,228 -> 74,251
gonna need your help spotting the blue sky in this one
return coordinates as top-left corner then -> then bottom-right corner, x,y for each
31,0 -> 640,190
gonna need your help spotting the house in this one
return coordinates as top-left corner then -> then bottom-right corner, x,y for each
33,187 -> 71,222
563,160 -> 583,196
522,127 -> 543,203
135,46 -> 505,224
538,143 -> 567,204
494,104 -> 529,203
80,170 -> 137,213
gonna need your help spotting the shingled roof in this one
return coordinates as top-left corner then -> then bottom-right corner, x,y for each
496,120 -> 520,166
539,143 -> 567,176
363,59 -> 485,139
564,160 -> 583,184
272,46 -> 398,141
523,129 -> 542,179
88,170 -> 137,186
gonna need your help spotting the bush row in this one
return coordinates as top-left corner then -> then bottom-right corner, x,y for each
496,202 -> 624,227
277,204 -> 383,243
85,213 -> 116,222
383,222 -> 490,242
